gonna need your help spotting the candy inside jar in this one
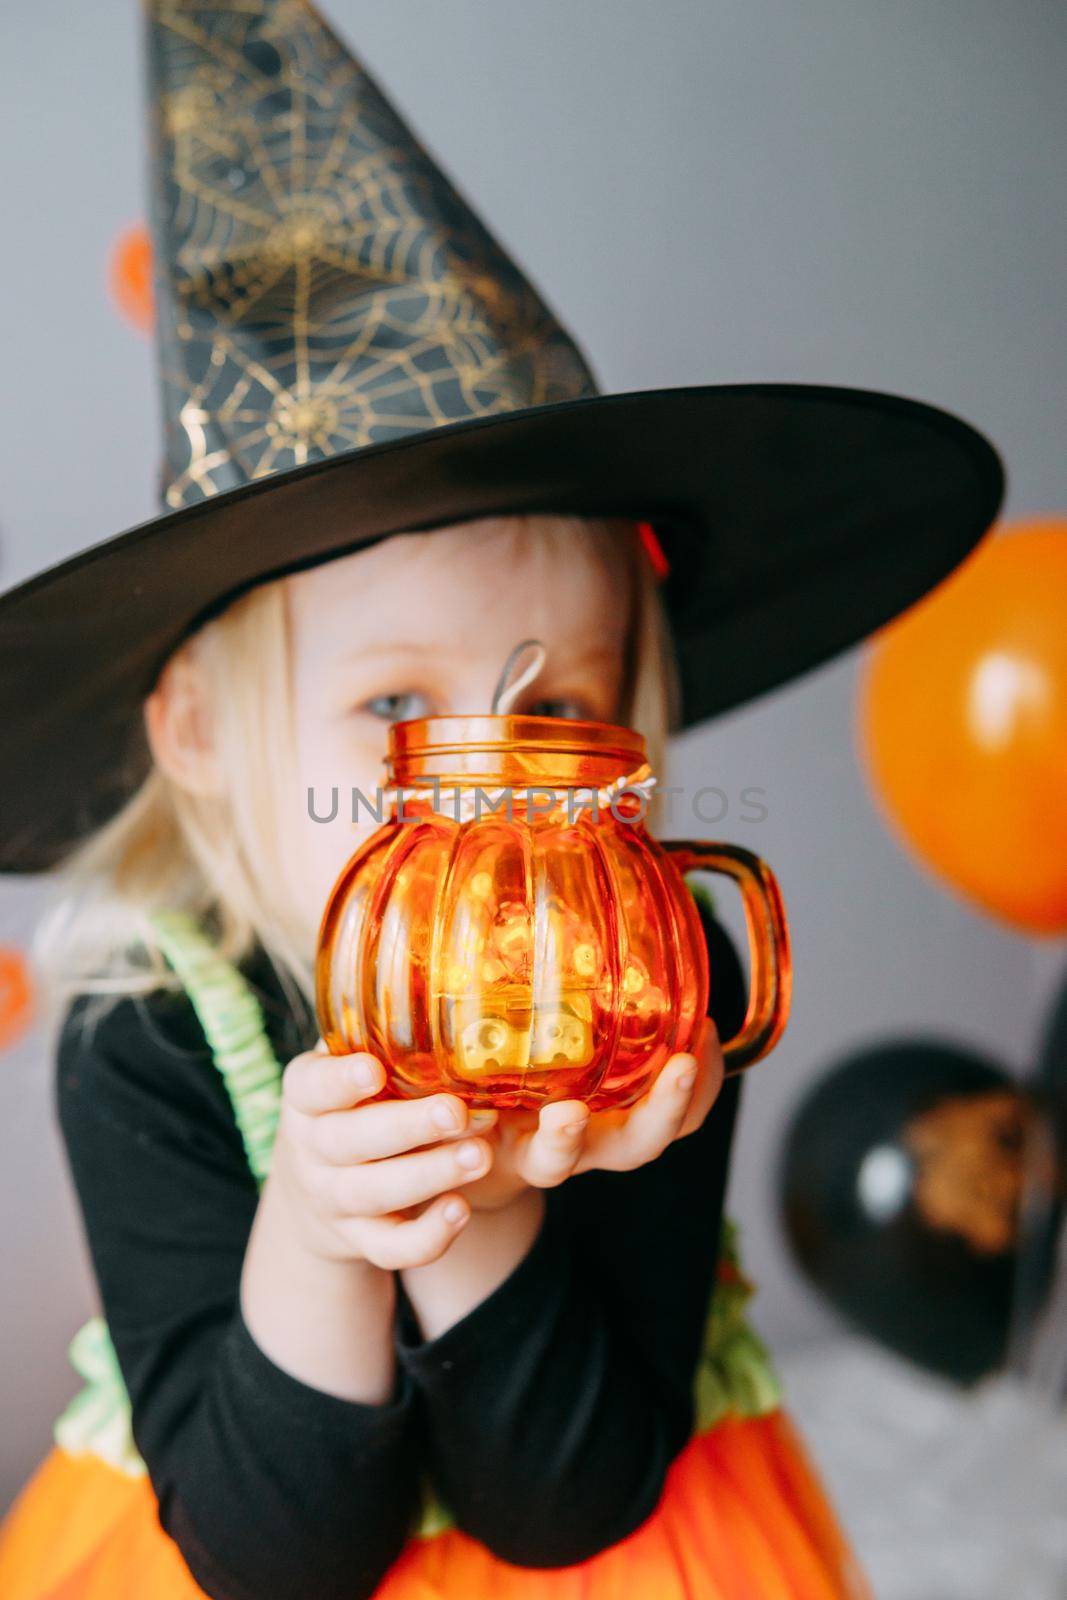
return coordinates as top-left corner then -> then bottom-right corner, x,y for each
451,895 -> 597,1079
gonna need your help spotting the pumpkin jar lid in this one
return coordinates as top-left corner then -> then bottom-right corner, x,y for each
386,715 -> 648,791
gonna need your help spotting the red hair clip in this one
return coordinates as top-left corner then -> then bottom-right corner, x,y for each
636,520 -> 671,582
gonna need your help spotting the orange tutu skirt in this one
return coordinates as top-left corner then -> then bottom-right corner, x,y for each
0,1410 -> 869,1600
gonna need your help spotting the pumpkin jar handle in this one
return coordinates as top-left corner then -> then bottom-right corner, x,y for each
661,841 -> 793,1075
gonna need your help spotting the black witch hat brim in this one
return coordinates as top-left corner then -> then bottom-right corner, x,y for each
0,380 -> 1002,872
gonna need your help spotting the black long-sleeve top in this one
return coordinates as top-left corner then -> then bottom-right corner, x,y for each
56,909 -> 747,1600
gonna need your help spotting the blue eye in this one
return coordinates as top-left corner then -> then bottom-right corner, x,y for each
527,696 -> 590,721
361,692 -> 433,722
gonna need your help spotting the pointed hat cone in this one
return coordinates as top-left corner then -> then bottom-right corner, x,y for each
146,0 -> 598,508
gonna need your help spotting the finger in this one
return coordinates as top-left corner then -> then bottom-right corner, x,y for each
317,1019 -> 365,1055
314,1095 -> 498,1165
354,1193 -> 471,1271
676,1018 -> 725,1140
514,1099 -> 591,1187
583,1051 -> 700,1171
330,1136 -> 493,1217
284,1048 -> 385,1115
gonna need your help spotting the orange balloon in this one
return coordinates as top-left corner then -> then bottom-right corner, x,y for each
108,223 -> 154,334
0,946 -> 33,1050
858,517 -> 1067,935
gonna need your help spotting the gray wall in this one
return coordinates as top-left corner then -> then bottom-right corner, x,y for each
2,0 -> 1065,1507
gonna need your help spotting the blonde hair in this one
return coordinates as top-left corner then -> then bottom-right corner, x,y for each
34,515 -> 679,1024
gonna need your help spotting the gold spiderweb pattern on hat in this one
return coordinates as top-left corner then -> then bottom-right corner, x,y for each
149,0 -> 598,509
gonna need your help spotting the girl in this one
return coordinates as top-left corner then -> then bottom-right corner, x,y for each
0,1 -> 1002,1595
0,511 -> 865,1600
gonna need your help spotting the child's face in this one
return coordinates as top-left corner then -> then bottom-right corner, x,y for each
284,514 -> 633,940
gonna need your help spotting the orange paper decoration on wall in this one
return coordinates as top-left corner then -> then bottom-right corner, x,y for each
857,517 -> 1067,935
0,947 -> 33,1051
108,223 -> 154,335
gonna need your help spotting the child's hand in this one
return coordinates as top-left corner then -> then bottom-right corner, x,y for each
270,1046 -> 498,1269
463,1017 -> 726,1212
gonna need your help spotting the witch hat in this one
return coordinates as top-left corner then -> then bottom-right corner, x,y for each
0,0 -> 1003,872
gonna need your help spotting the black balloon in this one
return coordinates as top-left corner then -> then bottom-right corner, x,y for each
1037,963 -> 1067,1101
779,1040 -> 1047,1385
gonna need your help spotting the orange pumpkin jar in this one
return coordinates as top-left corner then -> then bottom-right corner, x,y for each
316,715 -> 791,1109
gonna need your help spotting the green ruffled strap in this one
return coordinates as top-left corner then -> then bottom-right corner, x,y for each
693,1218 -> 781,1429
150,911 -> 282,1188
52,1314 -> 146,1476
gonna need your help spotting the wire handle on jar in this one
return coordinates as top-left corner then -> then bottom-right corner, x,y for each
662,840 -> 792,1074
490,638 -> 548,714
